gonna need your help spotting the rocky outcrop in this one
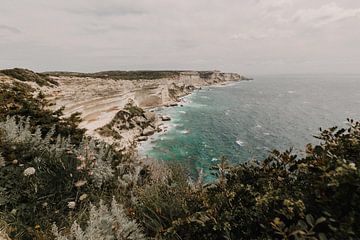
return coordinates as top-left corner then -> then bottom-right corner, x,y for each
142,126 -> 155,136
96,101 -> 159,151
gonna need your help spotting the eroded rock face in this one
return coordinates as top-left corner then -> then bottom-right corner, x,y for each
144,112 -> 156,122
142,126 -> 155,136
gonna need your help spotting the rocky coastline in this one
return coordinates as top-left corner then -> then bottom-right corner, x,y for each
0,68 -> 249,154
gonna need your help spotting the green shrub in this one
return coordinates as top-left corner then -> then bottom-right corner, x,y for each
135,120 -> 360,240
52,198 -> 145,240
0,81 -> 85,145
0,117 -> 118,239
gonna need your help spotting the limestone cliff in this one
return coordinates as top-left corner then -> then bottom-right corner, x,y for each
0,68 -> 248,152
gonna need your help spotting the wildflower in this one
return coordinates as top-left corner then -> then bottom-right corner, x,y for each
23,167 -> 36,176
349,162 -> 357,170
68,201 -> 76,209
76,155 -> 85,161
75,180 -> 87,188
79,194 -> 88,201
76,163 -> 86,171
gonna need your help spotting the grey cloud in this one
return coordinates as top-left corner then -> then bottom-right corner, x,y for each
1,0 -> 360,74
0,24 -> 21,34
292,2 -> 360,27
81,24 -> 138,34
64,4 -> 146,17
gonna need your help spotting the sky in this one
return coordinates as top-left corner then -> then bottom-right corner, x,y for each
1,0 -> 360,75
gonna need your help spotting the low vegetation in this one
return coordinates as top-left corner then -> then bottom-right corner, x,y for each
44,71 -> 181,81
0,68 -> 58,87
0,73 -> 359,239
136,121 -> 360,239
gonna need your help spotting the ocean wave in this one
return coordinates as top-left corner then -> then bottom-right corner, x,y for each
236,140 -> 245,147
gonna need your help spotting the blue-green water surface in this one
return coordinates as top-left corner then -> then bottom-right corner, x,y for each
140,74 -> 360,176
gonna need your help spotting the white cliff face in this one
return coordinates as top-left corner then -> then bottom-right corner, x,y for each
132,72 -> 241,108
0,69 -> 244,153
42,71 -> 243,148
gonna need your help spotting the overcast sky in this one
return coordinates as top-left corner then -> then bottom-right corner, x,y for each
1,0 -> 360,75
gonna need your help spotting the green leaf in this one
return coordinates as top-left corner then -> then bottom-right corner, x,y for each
315,217 -> 326,225
318,233 -> 327,240
306,214 -> 314,227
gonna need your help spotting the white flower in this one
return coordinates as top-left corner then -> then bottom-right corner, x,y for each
79,194 -> 88,201
349,162 -> 357,170
67,201 -> 76,209
75,180 -> 87,188
23,167 -> 36,176
11,209 -> 17,215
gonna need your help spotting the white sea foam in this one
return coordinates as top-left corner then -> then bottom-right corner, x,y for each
180,129 -> 190,134
236,140 -> 245,146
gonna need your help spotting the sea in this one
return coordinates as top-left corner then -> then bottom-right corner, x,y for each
139,74 -> 360,179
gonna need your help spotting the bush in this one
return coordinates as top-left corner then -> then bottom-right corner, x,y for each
0,81 -> 85,145
0,117 -> 117,239
52,198 -> 145,240
135,120 -> 360,239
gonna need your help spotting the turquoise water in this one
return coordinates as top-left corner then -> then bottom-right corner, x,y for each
140,74 -> 360,177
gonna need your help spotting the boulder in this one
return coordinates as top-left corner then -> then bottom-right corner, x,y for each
161,115 -> 171,121
144,111 -> 156,122
137,136 -> 148,141
142,126 -> 155,136
133,116 -> 148,125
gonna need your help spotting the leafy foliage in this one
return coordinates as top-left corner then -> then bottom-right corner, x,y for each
52,198 -> 145,240
0,117 -> 118,239
135,120 -> 360,239
0,81 -> 85,145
